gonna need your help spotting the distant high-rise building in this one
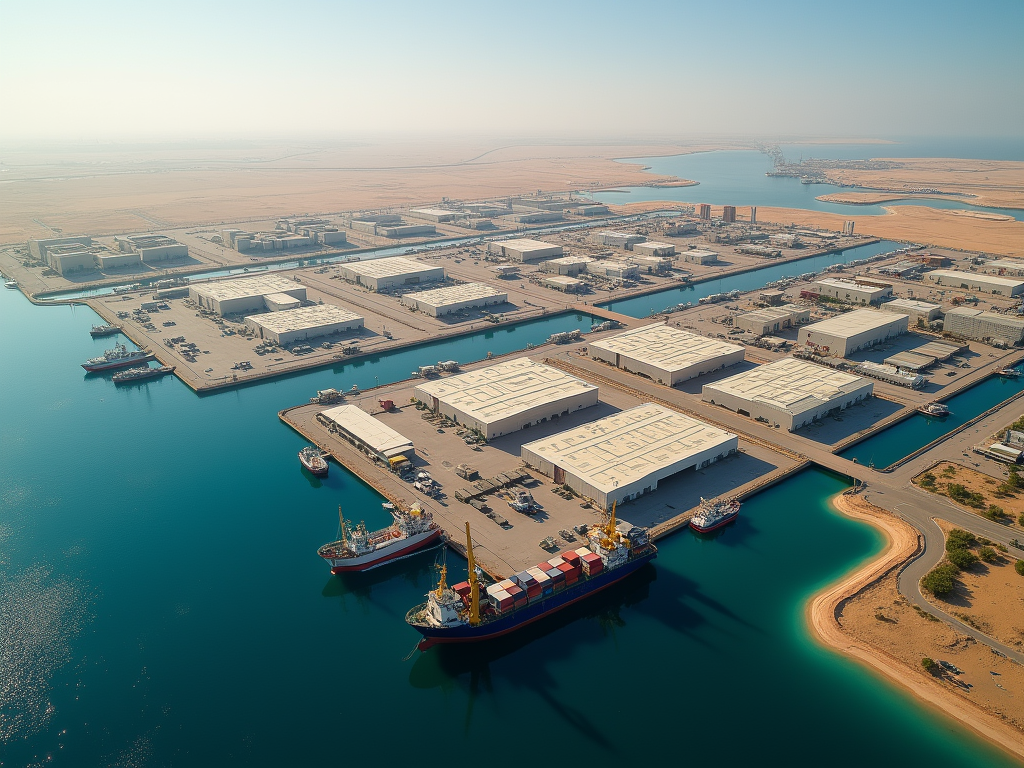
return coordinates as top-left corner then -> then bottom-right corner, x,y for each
750,206 -> 757,224
699,204 -> 712,221
843,220 -> 855,235
722,206 -> 736,223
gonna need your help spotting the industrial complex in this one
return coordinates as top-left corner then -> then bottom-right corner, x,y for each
520,403 -> 739,511
590,323 -> 745,385
400,283 -> 507,316
797,309 -> 908,357
189,275 -> 307,316
338,257 -> 445,291
487,239 -> 563,262
318,405 -> 415,466
245,304 -> 364,345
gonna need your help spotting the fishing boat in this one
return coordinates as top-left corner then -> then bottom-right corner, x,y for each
405,502 -> 656,648
689,497 -> 740,533
318,504 -> 442,573
997,367 -> 1021,378
917,402 -> 951,417
298,446 -> 329,477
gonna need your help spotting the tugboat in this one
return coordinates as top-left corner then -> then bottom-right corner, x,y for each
318,504 -> 442,573
997,367 -> 1021,378
112,365 -> 175,384
917,402 -> 951,417
298,445 -> 329,477
689,497 -> 740,533
90,324 -> 122,338
405,503 -> 656,648
81,343 -> 155,372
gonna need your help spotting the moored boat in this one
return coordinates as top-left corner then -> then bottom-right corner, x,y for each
917,402 -> 950,417
112,365 -> 175,384
689,497 -> 740,533
82,342 -> 156,372
997,367 -> 1021,378
4,279 -> 17,289
318,504 -> 442,573
90,324 -> 122,338
298,445 -> 329,477
405,502 -> 656,648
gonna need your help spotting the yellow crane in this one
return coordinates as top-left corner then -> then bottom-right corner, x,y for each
600,499 -> 620,550
465,521 -> 480,626
338,505 -> 347,548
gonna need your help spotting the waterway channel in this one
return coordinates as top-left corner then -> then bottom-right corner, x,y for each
0,281 -> 1019,766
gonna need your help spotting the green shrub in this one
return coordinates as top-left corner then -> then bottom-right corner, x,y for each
922,563 -> 959,595
921,657 -> 936,671
1016,560 -> 1024,577
984,505 -> 1007,521
941,465 -> 957,478
947,547 -> 979,570
946,529 -> 976,550
946,484 -> 986,509
978,546 -> 997,563
918,472 -> 937,490
1019,513 -> 1024,527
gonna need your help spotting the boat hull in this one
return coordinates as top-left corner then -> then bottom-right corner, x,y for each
689,510 -> 738,533
82,353 -> 156,372
299,456 -> 329,477
325,528 -> 441,573
408,548 -> 656,646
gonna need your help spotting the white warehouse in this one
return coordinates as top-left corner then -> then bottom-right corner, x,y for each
319,405 -> 415,465
797,309 -> 908,357
702,358 -> 873,432
337,257 -> 444,291
521,403 -> 738,511
540,255 -> 593,276
881,298 -> 942,323
813,278 -> 892,305
590,324 -> 745,385
735,304 -> 810,336
245,304 -> 364,345
925,270 -> 1024,297
632,241 -> 677,258
414,358 -> 598,440
400,283 -> 507,316
487,238 -> 563,262
589,231 -> 646,249
189,275 -> 307,316
943,308 -> 1024,346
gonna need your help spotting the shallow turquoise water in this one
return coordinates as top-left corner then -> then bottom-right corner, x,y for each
0,288 -> 1019,767
840,370 -> 1024,468
593,149 -> 1024,220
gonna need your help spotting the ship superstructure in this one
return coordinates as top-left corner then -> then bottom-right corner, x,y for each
82,342 -> 155,372
318,503 -> 441,573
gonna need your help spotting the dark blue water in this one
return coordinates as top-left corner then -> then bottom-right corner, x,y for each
593,150 -> 1024,220
0,285 -> 1019,766
841,371 -> 1024,468
600,239 -> 903,317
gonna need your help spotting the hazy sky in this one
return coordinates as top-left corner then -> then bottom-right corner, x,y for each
1,0 -> 1021,143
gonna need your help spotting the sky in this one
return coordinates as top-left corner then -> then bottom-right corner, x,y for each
0,0 -> 1022,143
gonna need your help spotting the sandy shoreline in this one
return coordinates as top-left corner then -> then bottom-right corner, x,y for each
808,492 -> 1024,762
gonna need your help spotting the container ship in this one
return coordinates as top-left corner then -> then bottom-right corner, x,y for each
112,365 -> 175,384
405,503 -> 656,649
689,497 -> 740,533
82,343 -> 155,372
298,445 -> 329,477
318,503 -> 442,573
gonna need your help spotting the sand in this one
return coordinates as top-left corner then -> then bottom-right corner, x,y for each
912,461 -> 1024,531
809,492 -> 1024,761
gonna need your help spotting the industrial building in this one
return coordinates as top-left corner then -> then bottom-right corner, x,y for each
487,238 -> 563,262
797,309 -> 908,357
735,304 -> 810,336
702,358 -> 873,432
319,405 -> 414,466
400,283 -> 507,317
590,324 -> 745,386
630,255 -> 672,273
95,252 -> 142,270
925,270 -> 1024,297
521,403 -> 738,511
509,211 -> 563,224
337,257 -> 444,291
377,223 -> 435,238
541,275 -> 583,292
245,304 -> 364,345
813,278 -> 892,305
942,308 -> 1024,346
665,221 -> 697,236
632,241 -> 676,258
590,261 -> 640,280
189,275 -> 306,316
28,236 -> 93,262
115,234 -> 189,263
589,231 -> 646,249
413,358 -> 598,440
540,255 -> 592,276
981,259 -> 1024,276
407,208 -> 458,223
881,298 -> 942,323
883,351 -> 937,372
682,249 -> 719,265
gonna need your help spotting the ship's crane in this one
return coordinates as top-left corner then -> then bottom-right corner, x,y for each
465,521 -> 480,625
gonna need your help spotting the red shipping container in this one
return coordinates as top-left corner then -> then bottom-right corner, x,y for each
506,583 -> 524,599
565,573 -> 579,584
496,596 -> 514,612
562,551 -> 581,567
526,584 -> 542,596
556,562 -> 573,575
453,581 -> 471,597
582,559 -> 603,576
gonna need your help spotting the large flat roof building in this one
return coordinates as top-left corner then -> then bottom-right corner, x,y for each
632,241 -> 677,258
413,359 -> 598,440
590,324 -> 745,386
942,307 -> 1024,346
702,357 -> 873,432
521,403 -> 738,511
487,238 -> 563,262
407,208 -> 458,223
880,298 -> 942,323
189,275 -> 306,316
925,270 -> 1024,297
244,304 -> 364,345
319,405 -> 414,463
540,255 -> 593,276
813,278 -> 892,305
589,231 -> 646,249
400,283 -> 507,317
735,304 -> 810,336
337,257 -> 444,291
981,259 -> 1024,277
682,249 -> 719,265
797,309 -> 908,357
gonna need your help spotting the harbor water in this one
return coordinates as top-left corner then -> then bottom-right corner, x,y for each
0,288 -> 1019,767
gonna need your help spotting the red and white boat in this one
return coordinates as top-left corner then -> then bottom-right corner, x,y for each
689,497 -> 740,533
318,503 -> 442,573
298,446 -> 329,477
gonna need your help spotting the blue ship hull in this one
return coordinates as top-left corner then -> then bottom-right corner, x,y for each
408,546 -> 656,647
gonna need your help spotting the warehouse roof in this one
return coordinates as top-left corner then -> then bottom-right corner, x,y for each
802,309 -> 906,337
342,256 -> 437,278
497,238 -> 559,252
884,298 -> 941,311
245,304 -> 363,332
521,403 -> 736,494
927,270 -> 1024,288
402,283 -> 506,305
944,307 -> 1024,328
815,278 -> 889,293
546,255 -> 594,265
704,358 -> 869,413
320,405 -> 414,458
415,359 -> 596,422
984,259 -> 1024,271
635,241 -> 674,250
193,274 -> 299,301
590,324 -> 743,372
409,208 -> 456,217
